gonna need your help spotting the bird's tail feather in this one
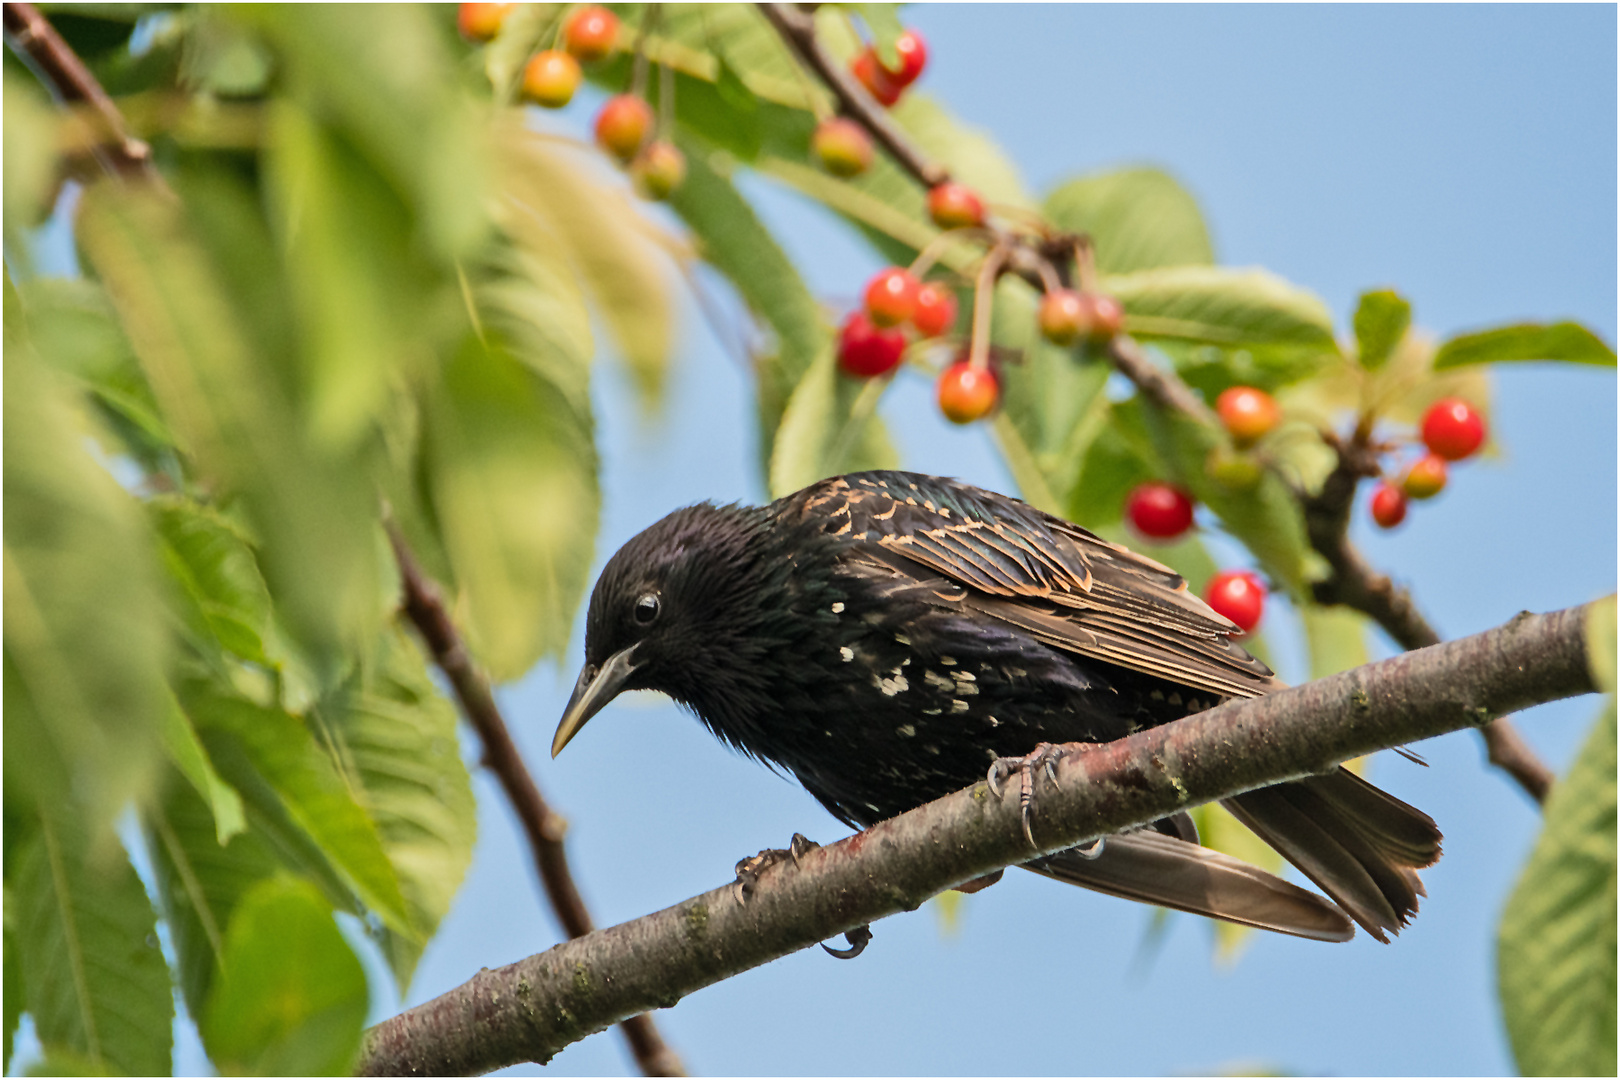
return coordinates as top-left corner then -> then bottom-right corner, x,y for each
1025,829 -> 1356,943
1223,767 -> 1442,943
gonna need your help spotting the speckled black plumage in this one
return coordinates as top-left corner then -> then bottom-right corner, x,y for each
559,471 -> 1441,942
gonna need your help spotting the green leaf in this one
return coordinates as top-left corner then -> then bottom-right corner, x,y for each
4,289 -> 168,833
1302,604 -> 1369,682
496,128 -> 677,408
1101,266 -> 1336,349
150,495 -> 274,667
424,331 -> 600,680
850,3 -> 905,68
3,71 -> 60,242
161,693 -> 246,845
890,94 -> 1035,211
14,807 -> 173,1076
1586,595 -> 1617,696
318,628 -> 476,991
189,685 -> 414,937
145,773 -> 280,1020
769,345 -> 899,498
1433,320 -> 1616,370
201,876 -> 369,1077
1352,289 -> 1411,371
77,178 -> 385,670
1498,700 -> 1617,1077
668,141 -> 830,473
1044,167 -> 1214,273
5,920 -> 23,1073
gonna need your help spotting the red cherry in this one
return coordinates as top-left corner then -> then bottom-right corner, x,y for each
458,2 -> 514,42
1370,482 -> 1408,529
1421,397 -> 1487,461
1402,453 -> 1448,500
851,50 -> 905,106
1083,293 -> 1125,344
594,95 -> 652,163
631,141 -> 685,200
937,361 -> 998,424
927,182 -> 986,230
563,5 -> 619,61
1125,482 -> 1195,541
881,29 -> 928,86
811,118 -> 873,178
863,267 -> 921,327
838,311 -> 906,378
911,283 -> 957,338
1205,570 -> 1266,634
522,50 -> 581,108
1215,385 -> 1281,447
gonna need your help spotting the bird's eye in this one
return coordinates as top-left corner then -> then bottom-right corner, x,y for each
633,593 -> 660,625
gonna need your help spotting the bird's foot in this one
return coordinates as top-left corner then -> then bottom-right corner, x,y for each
987,742 -> 1073,849
732,833 -> 820,904
821,924 -> 873,960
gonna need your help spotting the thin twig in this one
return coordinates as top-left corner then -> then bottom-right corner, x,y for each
2,1 -> 156,181
758,2 -> 947,187
356,600 -> 1600,1076
387,526 -> 687,1076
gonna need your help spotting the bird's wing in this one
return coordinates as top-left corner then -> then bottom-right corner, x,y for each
797,472 -> 1281,700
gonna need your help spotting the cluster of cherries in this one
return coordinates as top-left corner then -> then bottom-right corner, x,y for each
1121,387 -> 1489,633
459,3 -> 686,199
809,29 -> 928,178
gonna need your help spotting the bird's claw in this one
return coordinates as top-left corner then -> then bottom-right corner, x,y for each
733,834 -> 820,904
987,742 -> 1071,849
821,924 -> 873,960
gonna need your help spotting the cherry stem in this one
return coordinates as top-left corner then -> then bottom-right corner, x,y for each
1073,237 -> 1100,294
905,227 -> 991,281
1033,256 -> 1063,295
630,4 -> 656,100
966,244 -> 1010,371
657,54 -> 674,140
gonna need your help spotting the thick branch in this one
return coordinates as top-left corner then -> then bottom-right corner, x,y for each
388,528 -> 686,1078
1301,430 -> 1555,802
2,2 -> 156,180
357,601 -> 1600,1077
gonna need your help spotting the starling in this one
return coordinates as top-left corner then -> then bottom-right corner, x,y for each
553,471 -> 1441,942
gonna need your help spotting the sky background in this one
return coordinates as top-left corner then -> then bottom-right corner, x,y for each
14,4 -> 1611,1077
429,5 -> 1619,1076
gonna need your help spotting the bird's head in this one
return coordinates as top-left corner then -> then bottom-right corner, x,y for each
551,502 -> 767,757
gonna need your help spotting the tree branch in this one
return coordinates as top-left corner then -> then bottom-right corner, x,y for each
1301,428 -> 1555,803
2,1 -> 158,181
357,601 -> 1601,1076
388,526 -> 686,1078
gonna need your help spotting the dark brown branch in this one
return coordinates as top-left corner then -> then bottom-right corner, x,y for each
758,2 -> 947,188
2,2 -> 157,181
1301,429 -> 1555,803
357,601 -> 1601,1076
388,526 -> 686,1078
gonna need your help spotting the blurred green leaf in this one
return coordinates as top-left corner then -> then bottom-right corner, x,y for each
1044,167 -> 1214,273
161,693 -> 246,845
4,286 -> 168,833
849,3 -> 904,67
1103,266 -> 1336,348
201,876 -> 368,1077
1302,604 -> 1369,682
5,921 -> 23,1073
190,685 -> 414,937
1586,595 -> 1617,696
424,331 -> 600,680
1066,415 -> 1159,531
318,628 -> 476,991
769,345 -> 899,498
146,773 -> 280,1020
669,140 -> 830,473
1352,289 -> 1411,371
179,9 -> 274,97
239,4 -> 486,260
150,495 -> 274,668
891,94 -> 1035,211
266,102 -> 450,451
14,806 -> 172,1076
497,129 -> 677,408
1434,320 -> 1616,369
1498,699 -> 1617,1077
77,178 -> 385,669
3,71 -> 61,247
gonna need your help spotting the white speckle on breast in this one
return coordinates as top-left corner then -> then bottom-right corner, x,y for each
840,647 -> 854,662
984,714 -> 1002,727
831,602 -> 845,614
924,744 -> 941,756
874,673 -> 910,696
951,699 -> 970,713
940,656 -> 958,666
1167,691 -> 1184,706
894,632 -> 912,646
896,724 -> 916,738
924,670 -> 954,692
953,670 -> 977,682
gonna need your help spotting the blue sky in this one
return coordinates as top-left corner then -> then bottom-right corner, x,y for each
16,5 -> 1612,1077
